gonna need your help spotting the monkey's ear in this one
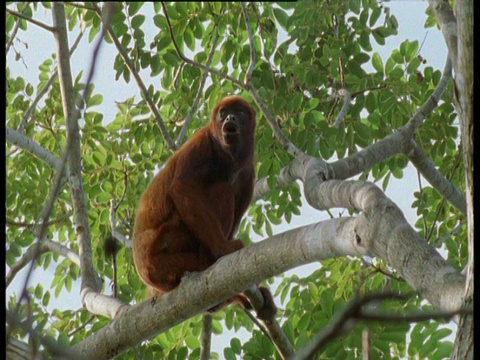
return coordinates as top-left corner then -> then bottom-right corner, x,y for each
104,235 -> 120,258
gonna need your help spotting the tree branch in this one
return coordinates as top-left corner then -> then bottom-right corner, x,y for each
427,0 -> 458,65
332,89 -> 351,128
6,6 -> 56,32
199,314 -> 212,360
6,128 -> 69,178
404,56 -> 452,133
293,292 -> 471,360
17,28 -> 85,134
241,2 -> 255,84
70,197 -> 465,357
5,2 -> 31,55
52,4 -> 126,319
239,3 -> 306,161
176,31 -> 219,147
408,139 -> 466,215
244,286 -> 295,358
161,2 -> 247,91
90,3 -> 176,151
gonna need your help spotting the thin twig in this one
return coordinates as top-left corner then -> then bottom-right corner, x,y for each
6,213 -> 72,229
5,2 -> 31,55
240,2 -> 255,84
67,314 -> 95,337
359,307 -> 472,322
17,29 -> 84,134
408,139 -> 466,215
90,2 -> 176,151
13,152 -> 68,308
110,199 -> 133,248
161,2 -> 246,90
332,89 -> 351,128
239,2 -> 306,160
82,3 -> 114,104
404,56 -> 452,133
293,292 -> 410,360
434,221 -> 465,249
176,31 -> 220,147
113,169 -> 129,213
350,84 -> 387,98
6,7 -> 56,32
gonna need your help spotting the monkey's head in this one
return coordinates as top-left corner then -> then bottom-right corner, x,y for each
210,96 -> 256,158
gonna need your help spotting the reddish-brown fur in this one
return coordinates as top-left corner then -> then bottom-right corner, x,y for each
133,96 -> 276,320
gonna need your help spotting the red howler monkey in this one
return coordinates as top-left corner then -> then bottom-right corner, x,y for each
133,95 -> 276,321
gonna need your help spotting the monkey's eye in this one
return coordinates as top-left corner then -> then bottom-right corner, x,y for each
219,108 -> 227,119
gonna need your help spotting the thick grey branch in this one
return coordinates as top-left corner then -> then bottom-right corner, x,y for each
52,2 -> 100,297
70,203 -> 464,358
427,0 -> 458,65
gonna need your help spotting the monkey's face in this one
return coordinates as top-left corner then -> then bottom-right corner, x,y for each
216,105 -> 252,146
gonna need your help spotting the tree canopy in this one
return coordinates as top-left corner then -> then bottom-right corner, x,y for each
6,1 -> 473,359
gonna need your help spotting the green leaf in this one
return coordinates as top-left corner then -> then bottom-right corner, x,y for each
131,14 -> 145,29
87,94 -> 103,107
370,7 -> 382,27
382,172 -> 391,191
354,121 -> 371,141
185,336 -> 200,349
372,28 -> 386,45
379,330 -> 407,343
354,52 -> 370,65
184,27 -> 195,52
230,338 -> 242,354
273,8 -> 289,31
34,283 -> 43,299
431,328 -> 452,341
128,2 -> 143,16
391,49 -> 403,64
212,319 -> 223,334
96,192 -> 111,203
224,347 -> 236,360
42,291 -> 50,306
419,337 -> 438,358
405,40 -> 419,62
163,52 -> 178,67
389,66 -> 404,80
406,57 -> 422,73
431,342 -> 453,360
365,92 -> 376,113
372,52 -> 383,73
358,32 -> 372,51
350,0 -> 361,14
153,14 -> 167,30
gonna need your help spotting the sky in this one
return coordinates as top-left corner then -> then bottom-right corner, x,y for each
6,0 -> 453,355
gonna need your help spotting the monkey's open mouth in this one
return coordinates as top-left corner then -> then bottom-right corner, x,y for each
222,122 -> 240,136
